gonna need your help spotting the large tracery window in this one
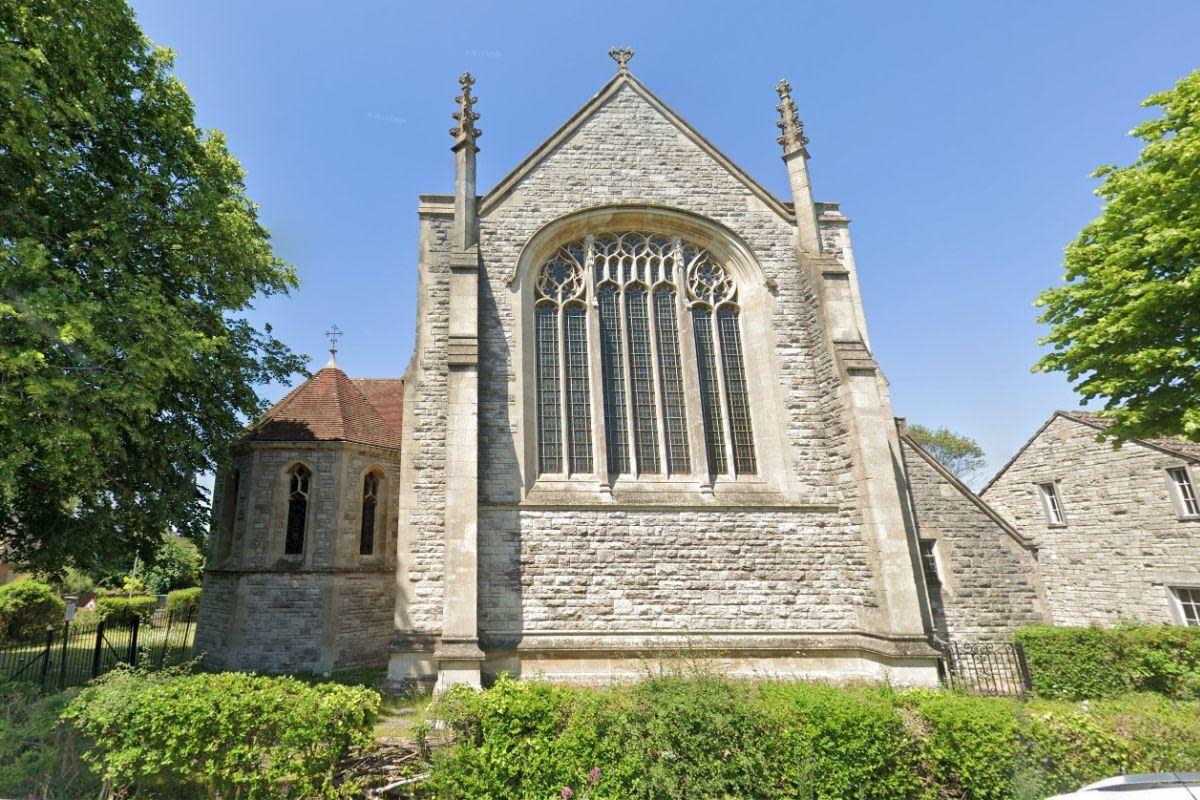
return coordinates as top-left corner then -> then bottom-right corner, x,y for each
533,232 -> 757,480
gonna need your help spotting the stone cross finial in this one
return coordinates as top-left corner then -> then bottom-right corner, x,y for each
450,72 -> 481,151
775,78 -> 810,158
324,323 -> 343,367
609,47 -> 634,73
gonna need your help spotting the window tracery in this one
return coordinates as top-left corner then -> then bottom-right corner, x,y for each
533,232 -> 757,480
284,464 -> 310,555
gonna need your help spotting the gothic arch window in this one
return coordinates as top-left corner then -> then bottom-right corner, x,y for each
532,232 -> 756,479
360,470 -> 381,556
284,463 -> 310,555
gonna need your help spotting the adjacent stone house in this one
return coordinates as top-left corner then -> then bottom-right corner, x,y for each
982,411 -> 1200,628
197,51 -> 1049,686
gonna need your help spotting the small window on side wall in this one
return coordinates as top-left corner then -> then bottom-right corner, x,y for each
1038,482 -> 1065,526
1172,587 -> 1200,626
360,471 -> 380,556
284,464 -> 311,555
919,540 -> 941,588
1167,467 -> 1200,518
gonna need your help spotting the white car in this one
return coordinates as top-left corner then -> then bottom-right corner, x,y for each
1045,773 -> 1200,799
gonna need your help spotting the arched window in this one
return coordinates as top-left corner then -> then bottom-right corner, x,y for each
533,232 -> 756,479
284,464 -> 310,555
360,471 -> 380,556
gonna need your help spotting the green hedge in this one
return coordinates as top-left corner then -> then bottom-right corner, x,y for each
0,579 -> 65,640
94,595 -> 158,622
1016,624 -> 1200,700
61,668 -> 380,799
0,682 -> 99,799
427,674 -> 1200,800
165,586 -> 201,613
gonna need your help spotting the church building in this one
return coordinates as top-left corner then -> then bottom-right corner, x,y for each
196,50 -> 1049,689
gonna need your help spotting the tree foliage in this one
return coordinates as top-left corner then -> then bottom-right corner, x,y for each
0,0 -> 305,572
905,424 -> 987,481
1035,70 -> 1200,444
141,535 -> 203,594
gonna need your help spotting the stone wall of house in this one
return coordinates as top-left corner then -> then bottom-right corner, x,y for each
982,415 -> 1200,626
197,442 -> 400,672
470,82 -> 883,644
900,438 -> 1046,641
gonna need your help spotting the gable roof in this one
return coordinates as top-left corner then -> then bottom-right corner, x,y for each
981,410 -> 1200,494
899,429 -> 1034,548
245,367 -> 403,450
479,69 -> 795,221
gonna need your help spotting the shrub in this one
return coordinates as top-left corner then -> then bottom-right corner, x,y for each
1016,624 -> 1200,699
63,667 -> 380,799
142,536 -> 204,594
0,682 -> 99,800
94,595 -> 158,622
166,586 -> 201,613
0,579 -> 65,640
426,675 -> 1200,800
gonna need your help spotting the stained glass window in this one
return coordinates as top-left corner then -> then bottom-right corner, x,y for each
360,471 -> 379,556
718,307 -> 756,475
284,464 -> 310,555
532,232 -> 755,481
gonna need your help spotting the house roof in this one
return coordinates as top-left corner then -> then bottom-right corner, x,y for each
981,410 -> 1200,494
244,366 -> 403,450
899,429 -> 1034,548
479,68 -> 796,221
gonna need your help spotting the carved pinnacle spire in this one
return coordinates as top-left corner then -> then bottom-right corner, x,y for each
775,78 -> 809,158
609,47 -> 634,73
450,72 -> 481,152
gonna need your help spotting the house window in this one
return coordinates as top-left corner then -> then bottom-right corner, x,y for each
533,232 -> 754,479
1173,587 -> 1200,626
284,464 -> 311,555
1167,467 -> 1200,518
360,471 -> 380,556
1038,482 -> 1065,526
919,540 -> 941,588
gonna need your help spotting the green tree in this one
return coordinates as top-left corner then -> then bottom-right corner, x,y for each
1035,70 -> 1200,444
0,1 -> 305,573
141,536 -> 203,594
906,424 -> 987,482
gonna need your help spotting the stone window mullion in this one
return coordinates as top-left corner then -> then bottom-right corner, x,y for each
645,270 -> 670,476
673,238 -> 711,489
617,277 -> 639,477
710,307 -> 739,479
583,236 -> 610,489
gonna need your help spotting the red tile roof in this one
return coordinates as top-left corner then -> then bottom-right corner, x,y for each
1058,410 -> 1200,462
245,367 -> 403,450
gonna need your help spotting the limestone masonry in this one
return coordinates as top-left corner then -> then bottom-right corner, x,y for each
196,53 -> 1200,687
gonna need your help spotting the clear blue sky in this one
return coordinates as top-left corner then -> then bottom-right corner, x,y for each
131,0 -> 1199,478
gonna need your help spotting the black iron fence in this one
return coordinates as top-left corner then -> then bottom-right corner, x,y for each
941,640 -> 1031,696
0,606 -> 197,692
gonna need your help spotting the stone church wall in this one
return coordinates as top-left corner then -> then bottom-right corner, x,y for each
982,415 -> 1200,626
468,83 -> 882,649
199,442 -> 399,672
900,438 -> 1046,641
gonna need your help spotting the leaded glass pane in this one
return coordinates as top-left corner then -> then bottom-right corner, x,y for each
692,306 -> 727,475
718,307 -> 756,475
360,472 -> 379,555
535,302 -> 562,474
597,284 -> 630,474
564,303 -> 593,474
654,286 -> 690,473
625,285 -> 660,474
285,465 -> 310,555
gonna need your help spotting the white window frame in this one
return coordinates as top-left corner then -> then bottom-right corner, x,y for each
1170,586 -> 1200,627
1165,465 -> 1200,520
1037,481 -> 1066,526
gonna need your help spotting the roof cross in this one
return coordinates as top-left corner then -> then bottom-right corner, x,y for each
609,47 -> 634,73
324,324 -> 343,367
